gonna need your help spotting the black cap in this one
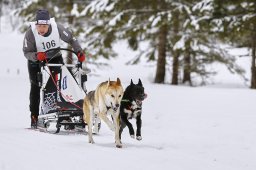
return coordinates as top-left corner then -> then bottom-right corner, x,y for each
36,9 -> 50,25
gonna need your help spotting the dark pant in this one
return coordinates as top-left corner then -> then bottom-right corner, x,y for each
28,56 -> 63,117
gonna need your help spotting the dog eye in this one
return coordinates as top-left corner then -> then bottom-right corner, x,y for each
111,95 -> 115,98
118,95 -> 122,98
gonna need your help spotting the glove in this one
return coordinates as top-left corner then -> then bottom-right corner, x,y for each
37,52 -> 46,61
77,51 -> 85,62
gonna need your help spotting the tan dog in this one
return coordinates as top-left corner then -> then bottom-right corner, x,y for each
83,78 -> 124,148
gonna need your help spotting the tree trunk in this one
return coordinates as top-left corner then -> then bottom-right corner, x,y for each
0,1 -> 2,33
171,10 -> 180,85
154,24 -> 167,83
251,28 -> 256,89
183,39 -> 192,86
171,51 -> 179,85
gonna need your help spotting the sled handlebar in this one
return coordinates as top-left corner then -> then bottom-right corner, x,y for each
45,48 -> 78,56
43,63 -> 77,67
44,48 -> 82,68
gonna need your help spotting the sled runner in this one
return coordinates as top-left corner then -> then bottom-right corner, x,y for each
37,48 -> 101,133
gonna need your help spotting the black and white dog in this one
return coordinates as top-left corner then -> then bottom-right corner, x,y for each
119,79 -> 147,141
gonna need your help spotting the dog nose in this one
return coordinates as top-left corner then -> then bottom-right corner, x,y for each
115,104 -> 120,108
143,93 -> 147,99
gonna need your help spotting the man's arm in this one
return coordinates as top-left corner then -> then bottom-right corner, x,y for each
23,28 -> 38,62
57,23 -> 83,53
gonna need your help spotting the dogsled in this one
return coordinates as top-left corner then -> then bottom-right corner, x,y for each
36,48 -> 101,134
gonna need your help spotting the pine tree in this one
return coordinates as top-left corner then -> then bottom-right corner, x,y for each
212,0 -> 255,88
174,0 -> 246,85
83,0 -> 178,83
15,0 -> 247,86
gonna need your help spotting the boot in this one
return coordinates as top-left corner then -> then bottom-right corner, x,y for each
31,114 -> 38,129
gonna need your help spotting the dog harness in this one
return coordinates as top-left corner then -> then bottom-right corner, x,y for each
122,99 -> 141,118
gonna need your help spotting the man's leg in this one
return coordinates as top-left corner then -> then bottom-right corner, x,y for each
27,61 -> 40,128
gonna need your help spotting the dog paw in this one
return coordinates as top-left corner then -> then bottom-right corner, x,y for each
136,136 -> 142,141
115,140 -> 122,148
116,144 -> 122,148
89,139 -> 95,144
130,135 -> 135,139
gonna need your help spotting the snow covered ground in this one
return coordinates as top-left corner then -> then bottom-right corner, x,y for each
1,27 -> 256,170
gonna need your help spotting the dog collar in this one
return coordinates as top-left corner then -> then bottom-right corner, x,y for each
121,99 -> 130,102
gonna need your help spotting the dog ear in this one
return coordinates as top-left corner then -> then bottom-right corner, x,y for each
130,79 -> 134,85
138,79 -> 142,86
116,78 -> 121,85
107,78 -> 111,86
